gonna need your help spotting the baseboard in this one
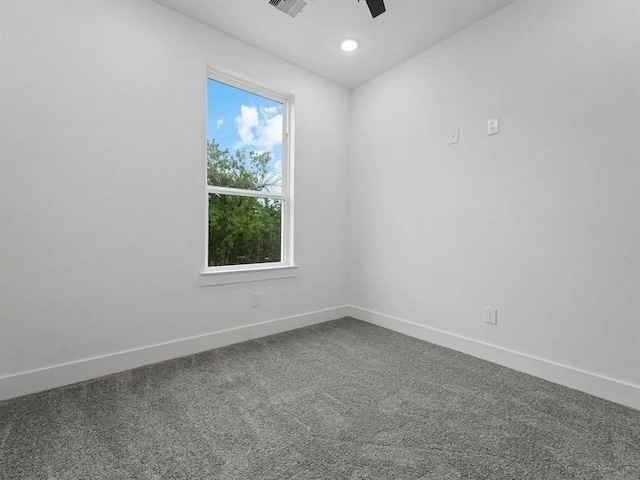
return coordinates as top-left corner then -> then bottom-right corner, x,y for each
0,306 -> 349,402
348,306 -> 640,411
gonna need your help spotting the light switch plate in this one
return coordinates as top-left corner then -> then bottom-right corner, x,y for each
488,118 -> 500,136
449,128 -> 460,145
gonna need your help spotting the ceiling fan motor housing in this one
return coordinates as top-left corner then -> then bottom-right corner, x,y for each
269,0 -> 313,18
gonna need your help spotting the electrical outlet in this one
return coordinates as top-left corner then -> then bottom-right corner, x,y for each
484,306 -> 498,325
252,292 -> 260,308
487,118 -> 500,136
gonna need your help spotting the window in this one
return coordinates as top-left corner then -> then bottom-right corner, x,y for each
205,71 -> 293,274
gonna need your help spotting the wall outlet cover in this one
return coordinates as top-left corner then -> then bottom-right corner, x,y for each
252,292 -> 260,308
488,118 -> 500,136
484,306 -> 498,325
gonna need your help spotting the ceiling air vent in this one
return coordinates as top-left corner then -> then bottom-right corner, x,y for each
269,0 -> 312,18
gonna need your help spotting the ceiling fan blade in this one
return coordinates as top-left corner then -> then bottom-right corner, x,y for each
365,0 -> 386,18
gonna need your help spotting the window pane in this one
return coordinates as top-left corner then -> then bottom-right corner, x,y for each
207,79 -> 283,194
208,193 -> 282,267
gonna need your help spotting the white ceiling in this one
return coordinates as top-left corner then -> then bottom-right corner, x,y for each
156,0 -> 514,88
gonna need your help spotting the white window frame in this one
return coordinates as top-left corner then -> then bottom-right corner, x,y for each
202,69 -> 295,282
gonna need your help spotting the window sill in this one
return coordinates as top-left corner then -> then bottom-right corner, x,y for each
199,264 -> 298,287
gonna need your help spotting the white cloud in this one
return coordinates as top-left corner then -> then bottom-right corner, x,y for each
235,105 -> 283,151
236,105 -> 259,144
216,117 -> 224,130
262,106 -> 279,117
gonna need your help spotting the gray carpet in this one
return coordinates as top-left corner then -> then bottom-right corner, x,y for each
1,318 -> 639,479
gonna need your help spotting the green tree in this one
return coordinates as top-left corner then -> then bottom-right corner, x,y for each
207,140 -> 282,266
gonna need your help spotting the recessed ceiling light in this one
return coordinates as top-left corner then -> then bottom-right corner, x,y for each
340,39 -> 359,53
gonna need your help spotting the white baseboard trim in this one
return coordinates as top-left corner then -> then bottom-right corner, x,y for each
348,306 -> 640,411
0,306 -> 349,402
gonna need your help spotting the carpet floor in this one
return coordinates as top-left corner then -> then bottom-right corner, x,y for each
1,317 -> 639,479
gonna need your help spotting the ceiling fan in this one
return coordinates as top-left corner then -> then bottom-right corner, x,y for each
269,0 -> 386,19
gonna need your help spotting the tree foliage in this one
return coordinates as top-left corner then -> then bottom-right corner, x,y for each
207,140 -> 282,267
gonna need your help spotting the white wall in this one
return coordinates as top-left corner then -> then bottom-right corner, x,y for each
349,0 -> 640,390
0,0 -> 349,390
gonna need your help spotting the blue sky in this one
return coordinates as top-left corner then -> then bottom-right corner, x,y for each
207,79 -> 283,170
